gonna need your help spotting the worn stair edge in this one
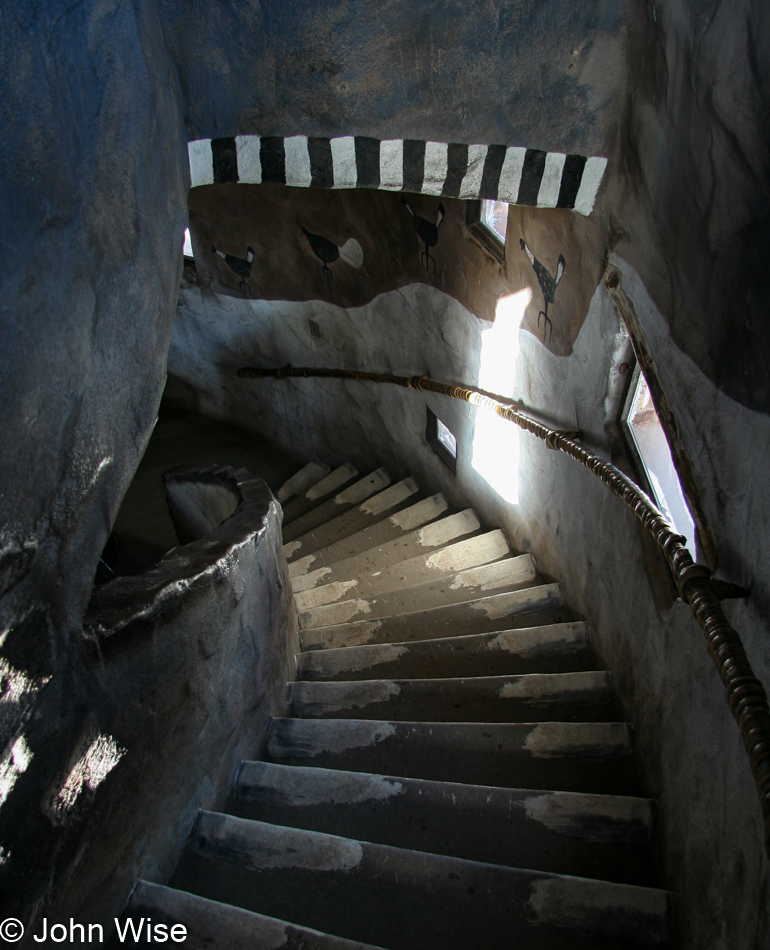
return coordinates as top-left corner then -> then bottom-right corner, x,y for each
177,813 -> 670,950
286,671 -> 618,723
124,881 -> 384,950
282,469 -> 392,543
291,508 -> 482,592
282,464 -> 360,525
296,621 -> 594,679
266,718 -> 638,794
294,529 -> 511,612
297,580 -> 565,640
284,479 -> 426,562
277,461 -> 332,504
231,761 -> 656,884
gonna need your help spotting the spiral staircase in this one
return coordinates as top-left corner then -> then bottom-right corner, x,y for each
121,460 -> 672,949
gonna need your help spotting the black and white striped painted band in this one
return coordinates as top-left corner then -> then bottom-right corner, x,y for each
188,135 -> 607,215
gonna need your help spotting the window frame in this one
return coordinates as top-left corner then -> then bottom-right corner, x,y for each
466,199 -> 506,262
619,361 -> 700,555
426,407 -> 457,474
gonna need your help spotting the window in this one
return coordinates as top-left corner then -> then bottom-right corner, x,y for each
621,365 -> 697,553
183,228 -> 194,259
480,199 -> 509,243
466,200 -> 508,261
427,407 -> 457,473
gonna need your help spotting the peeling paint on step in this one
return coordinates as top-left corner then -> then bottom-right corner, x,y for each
239,762 -> 406,806
527,875 -> 669,941
498,671 -> 610,700
288,552 -> 316,577
291,680 -> 402,714
298,598 -> 373,630
195,813 -> 364,872
291,565 -> 332,592
470,584 -> 562,619
301,642 -> 408,674
295,579 -> 360,610
389,494 -> 448,530
416,509 -> 479,547
270,719 -> 397,756
490,623 -> 587,654
277,461 -> 331,503
425,530 -> 509,573
449,555 -> 535,591
359,477 -> 419,515
300,618 -> 384,649
524,722 -> 631,758
283,539 -> 303,558
306,464 -> 358,500
521,790 -> 653,840
334,468 -> 390,505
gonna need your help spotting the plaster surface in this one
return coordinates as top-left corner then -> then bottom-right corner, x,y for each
159,0 -> 626,154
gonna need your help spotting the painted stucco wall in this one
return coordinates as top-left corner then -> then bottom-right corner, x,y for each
159,0 -> 627,155
0,0 -> 189,925
168,270 -> 769,948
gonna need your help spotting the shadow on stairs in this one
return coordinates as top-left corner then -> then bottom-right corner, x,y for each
120,460 -> 672,949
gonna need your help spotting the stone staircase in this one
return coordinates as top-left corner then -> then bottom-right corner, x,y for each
123,462 -> 672,949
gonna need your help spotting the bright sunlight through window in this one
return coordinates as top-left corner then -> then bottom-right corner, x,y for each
481,199 -> 509,243
623,368 -> 697,552
471,288 -> 532,504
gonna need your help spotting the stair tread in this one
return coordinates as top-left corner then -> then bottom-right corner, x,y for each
298,581 -> 566,642
294,529 -> 511,612
291,508 -> 482,592
296,621 -> 595,678
175,812 -> 670,950
267,717 -> 638,794
127,881 -> 384,949
277,461 -> 332,505
287,671 -> 619,723
230,761 -> 656,884
283,469 -> 392,543
284,479 -> 425,562
283,464 -> 360,525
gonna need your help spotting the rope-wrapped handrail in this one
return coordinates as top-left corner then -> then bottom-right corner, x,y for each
237,310 -> 770,857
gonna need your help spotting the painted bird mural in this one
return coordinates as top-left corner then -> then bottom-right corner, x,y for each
211,244 -> 255,296
301,227 -> 363,292
402,198 -> 445,275
520,238 -> 565,344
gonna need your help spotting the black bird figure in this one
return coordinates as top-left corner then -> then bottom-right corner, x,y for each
402,198 -> 445,275
301,226 -> 363,292
211,244 -> 255,296
520,238 -> 565,344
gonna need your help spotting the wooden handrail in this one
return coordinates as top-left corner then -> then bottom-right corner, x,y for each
237,302 -> 770,856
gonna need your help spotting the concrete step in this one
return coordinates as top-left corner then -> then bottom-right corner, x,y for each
283,469 -> 392,543
296,621 -> 596,680
286,672 -> 619,723
267,718 -> 638,794
291,508 -> 482,593
174,813 -> 669,949
276,461 -> 332,505
284,479 -> 425,562
230,761 -> 656,885
294,529 -> 511,613
122,881 -> 383,949
288,492 -> 449,573
282,464 -> 360,525
299,581 -> 567,645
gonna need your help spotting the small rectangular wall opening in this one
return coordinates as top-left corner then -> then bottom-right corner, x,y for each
466,199 -> 508,262
427,407 -> 457,473
621,364 -> 698,554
